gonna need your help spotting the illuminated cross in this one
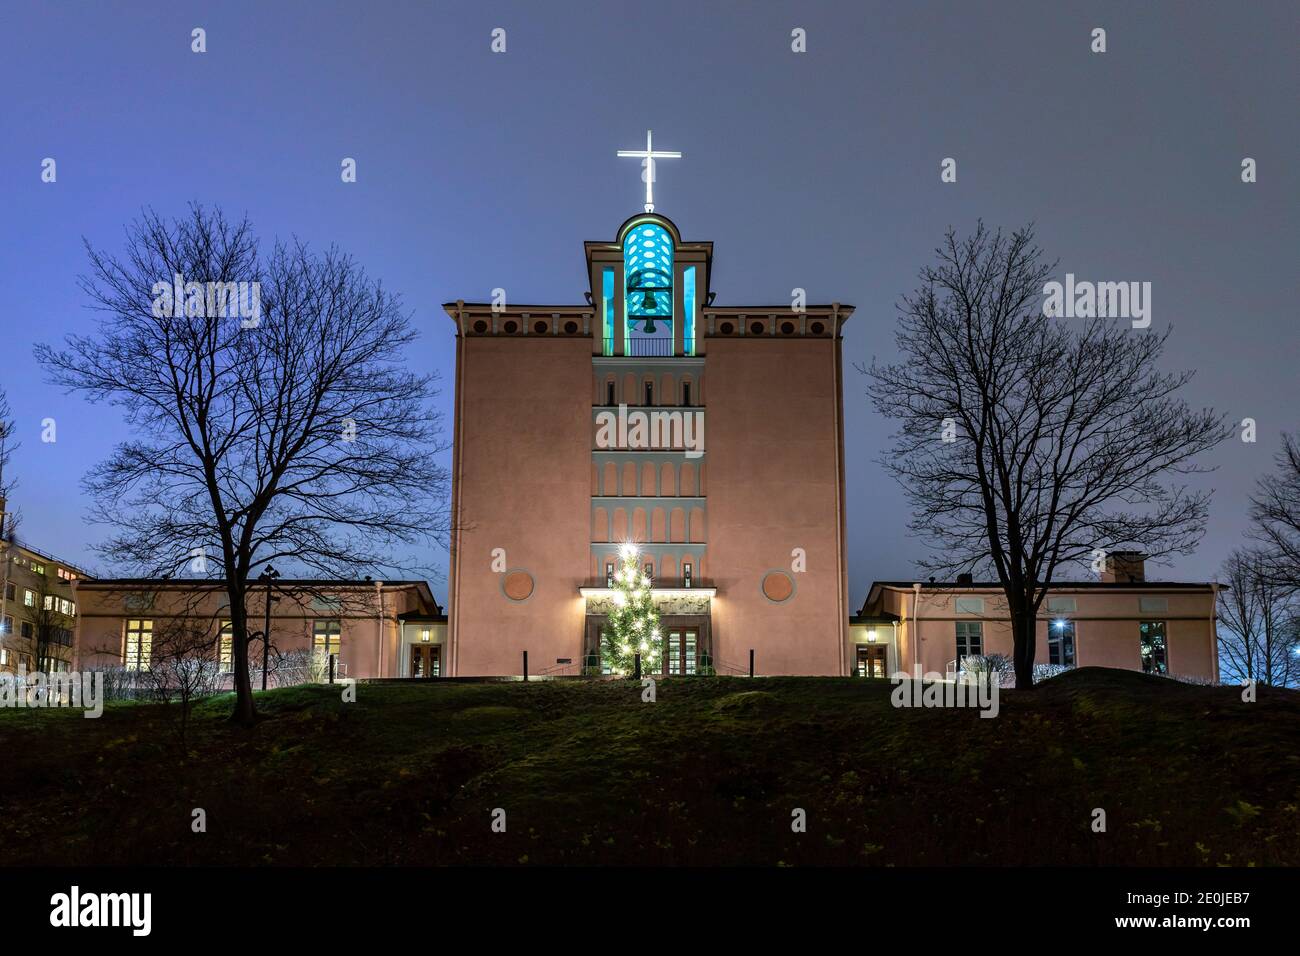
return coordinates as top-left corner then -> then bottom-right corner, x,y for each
617,129 -> 682,213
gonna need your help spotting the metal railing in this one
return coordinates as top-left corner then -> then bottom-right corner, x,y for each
600,338 -> 695,357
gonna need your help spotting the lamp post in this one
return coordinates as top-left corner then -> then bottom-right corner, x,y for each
257,564 -> 280,691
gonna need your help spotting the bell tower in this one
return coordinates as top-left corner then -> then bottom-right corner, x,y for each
585,213 -> 712,359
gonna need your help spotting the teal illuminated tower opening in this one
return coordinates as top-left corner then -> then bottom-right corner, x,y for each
683,265 -> 696,355
624,222 -> 673,338
602,268 -> 615,356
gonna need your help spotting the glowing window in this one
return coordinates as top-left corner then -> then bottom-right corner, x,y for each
683,266 -> 696,355
602,267 -> 615,356
624,223 -> 673,319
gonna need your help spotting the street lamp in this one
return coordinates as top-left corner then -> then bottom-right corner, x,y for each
257,564 -> 281,691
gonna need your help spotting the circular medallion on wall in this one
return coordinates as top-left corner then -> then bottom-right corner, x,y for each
501,569 -> 535,602
760,570 -> 796,604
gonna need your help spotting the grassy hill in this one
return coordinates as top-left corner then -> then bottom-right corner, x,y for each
2,668 -> 1297,866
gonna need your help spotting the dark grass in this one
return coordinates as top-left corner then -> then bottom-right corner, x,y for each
1,667 -> 1296,865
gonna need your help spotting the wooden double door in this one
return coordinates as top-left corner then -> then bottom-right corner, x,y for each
410,643 -> 442,678
665,627 -> 700,675
856,644 -> 887,678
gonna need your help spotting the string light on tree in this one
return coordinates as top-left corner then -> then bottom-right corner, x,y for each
602,542 -> 662,675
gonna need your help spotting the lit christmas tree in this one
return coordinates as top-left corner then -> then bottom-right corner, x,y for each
601,543 -> 662,676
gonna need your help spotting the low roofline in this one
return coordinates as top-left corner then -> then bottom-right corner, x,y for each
80,577 -> 432,588
860,579 -> 1220,617
81,577 -> 442,616
850,612 -> 900,625
868,580 -> 1219,590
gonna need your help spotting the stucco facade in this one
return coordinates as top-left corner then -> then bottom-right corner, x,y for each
855,577 -> 1219,682
443,213 -> 853,677
74,580 -> 442,681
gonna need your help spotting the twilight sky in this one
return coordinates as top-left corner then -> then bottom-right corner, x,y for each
0,1 -> 1295,606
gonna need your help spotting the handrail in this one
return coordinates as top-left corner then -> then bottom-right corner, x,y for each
600,337 -> 694,357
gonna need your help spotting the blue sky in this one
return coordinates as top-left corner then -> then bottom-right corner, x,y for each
0,0 -> 1296,604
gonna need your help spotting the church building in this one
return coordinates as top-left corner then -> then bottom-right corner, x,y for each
62,136 -> 1222,685
442,208 -> 853,677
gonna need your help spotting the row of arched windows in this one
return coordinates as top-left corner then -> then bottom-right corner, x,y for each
593,506 -> 706,544
592,460 -> 704,497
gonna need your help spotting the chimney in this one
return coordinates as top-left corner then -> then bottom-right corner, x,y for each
955,572 -> 974,587
1100,551 -> 1146,583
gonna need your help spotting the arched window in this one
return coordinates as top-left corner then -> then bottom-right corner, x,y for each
624,223 -> 673,320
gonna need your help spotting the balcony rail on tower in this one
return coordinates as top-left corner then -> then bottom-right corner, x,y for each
602,337 -> 695,357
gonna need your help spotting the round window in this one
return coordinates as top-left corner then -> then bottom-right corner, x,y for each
761,571 -> 795,604
502,570 -> 535,602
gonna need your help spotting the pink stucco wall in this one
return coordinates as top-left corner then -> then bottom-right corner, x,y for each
871,586 -> 1217,679
447,334 -> 593,675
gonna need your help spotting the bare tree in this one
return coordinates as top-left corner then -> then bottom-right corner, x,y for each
35,205 -> 450,724
865,223 -> 1230,688
1249,433 -> 1300,590
1217,548 -> 1300,687
0,386 -> 17,553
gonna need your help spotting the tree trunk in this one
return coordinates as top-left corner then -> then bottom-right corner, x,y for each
228,591 -> 258,725
1011,606 -> 1037,690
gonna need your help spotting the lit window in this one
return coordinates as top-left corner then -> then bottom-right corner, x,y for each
43,595 -> 54,611
1049,620 -> 1076,666
602,268 -> 615,356
683,266 -> 696,355
683,563 -> 693,588
219,621 -> 233,673
23,589 -> 34,607
30,562 -> 45,575
313,619 -> 341,658
125,619 -> 153,671
1139,621 -> 1167,674
605,563 -> 615,587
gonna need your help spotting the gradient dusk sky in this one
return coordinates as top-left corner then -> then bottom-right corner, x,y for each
0,1 -> 1295,605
